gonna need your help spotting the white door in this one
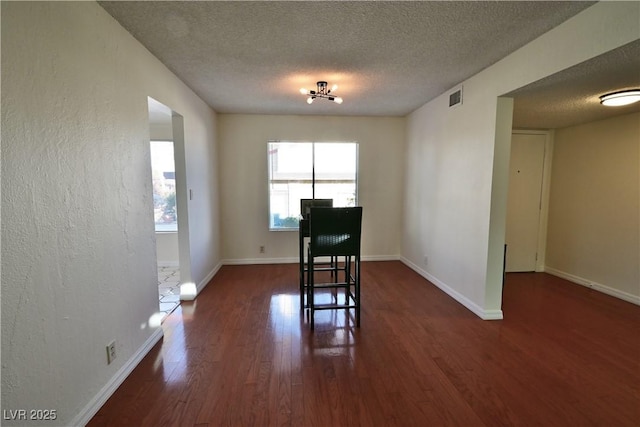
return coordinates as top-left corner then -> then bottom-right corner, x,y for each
505,133 -> 546,272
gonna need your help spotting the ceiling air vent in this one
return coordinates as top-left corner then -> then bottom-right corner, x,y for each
449,86 -> 463,108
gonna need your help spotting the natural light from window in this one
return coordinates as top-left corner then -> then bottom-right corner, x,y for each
268,141 -> 358,230
150,140 -> 177,232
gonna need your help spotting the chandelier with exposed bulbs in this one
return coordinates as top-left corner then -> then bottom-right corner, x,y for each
300,81 -> 343,105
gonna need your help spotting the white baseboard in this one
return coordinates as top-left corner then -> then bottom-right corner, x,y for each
400,257 -> 503,320
544,267 -> 640,306
195,261 -> 223,295
178,261 -> 224,301
223,257 -> 299,265
71,327 -> 164,426
74,255 -> 404,425
222,255 -> 400,265
362,254 -> 401,262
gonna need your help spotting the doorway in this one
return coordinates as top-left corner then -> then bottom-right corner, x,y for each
505,131 -> 551,272
148,97 -> 182,316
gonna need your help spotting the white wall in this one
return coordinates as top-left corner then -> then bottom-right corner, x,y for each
156,233 -> 180,266
402,1 -> 640,319
1,2 -> 221,426
149,121 -> 173,141
218,114 -> 405,263
545,112 -> 639,303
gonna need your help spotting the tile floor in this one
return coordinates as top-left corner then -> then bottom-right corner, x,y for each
158,265 -> 181,317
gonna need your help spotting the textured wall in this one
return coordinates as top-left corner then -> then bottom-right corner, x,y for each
1,2 -> 220,425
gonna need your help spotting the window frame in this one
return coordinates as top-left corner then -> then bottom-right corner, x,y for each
150,140 -> 178,233
267,140 -> 359,231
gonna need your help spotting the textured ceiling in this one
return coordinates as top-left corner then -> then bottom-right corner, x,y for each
100,1 -> 639,128
509,40 -> 640,129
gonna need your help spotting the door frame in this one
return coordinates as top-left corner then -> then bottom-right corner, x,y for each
510,129 -> 554,272
147,97 -> 193,302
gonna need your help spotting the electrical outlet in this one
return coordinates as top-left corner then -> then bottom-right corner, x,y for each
259,246 -> 265,254
106,341 -> 116,364
423,255 -> 428,266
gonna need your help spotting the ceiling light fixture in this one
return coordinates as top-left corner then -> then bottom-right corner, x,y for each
300,81 -> 343,105
599,89 -> 640,107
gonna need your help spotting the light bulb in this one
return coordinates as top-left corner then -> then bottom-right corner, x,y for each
300,88 -> 309,95
334,97 -> 343,104
331,84 -> 338,92
307,97 -> 314,104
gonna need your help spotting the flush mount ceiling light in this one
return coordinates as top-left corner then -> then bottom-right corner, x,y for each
300,81 -> 343,105
599,89 -> 640,107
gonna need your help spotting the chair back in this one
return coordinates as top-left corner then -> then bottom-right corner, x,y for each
309,207 -> 362,257
300,198 -> 333,220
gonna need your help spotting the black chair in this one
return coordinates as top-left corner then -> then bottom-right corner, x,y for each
298,199 -> 333,309
306,206 -> 362,330
300,198 -> 333,220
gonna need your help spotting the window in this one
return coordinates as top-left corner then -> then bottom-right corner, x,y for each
150,141 -> 177,232
268,141 -> 358,230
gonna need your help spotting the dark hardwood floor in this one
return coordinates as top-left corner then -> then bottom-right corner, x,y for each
89,262 -> 640,426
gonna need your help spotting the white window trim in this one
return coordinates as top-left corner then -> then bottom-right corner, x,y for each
267,140 -> 359,231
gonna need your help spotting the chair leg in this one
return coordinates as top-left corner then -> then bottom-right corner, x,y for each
308,249 -> 315,330
299,235 -> 305,310
299,261 -> 304,310
355,255 -> 360,327
343,256 -> 348,300
306,252 -> 359,330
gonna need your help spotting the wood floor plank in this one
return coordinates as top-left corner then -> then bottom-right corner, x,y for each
88,262 -> 640,426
